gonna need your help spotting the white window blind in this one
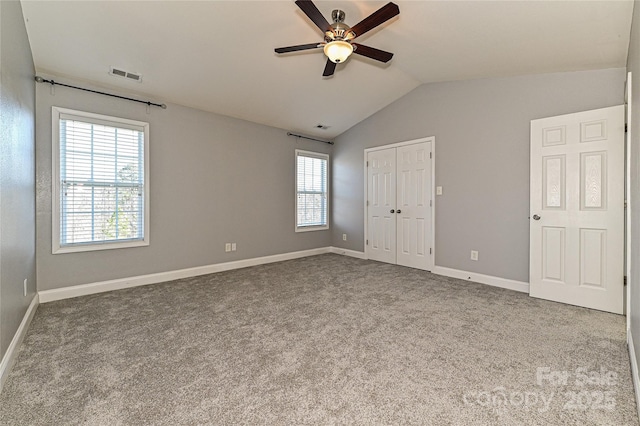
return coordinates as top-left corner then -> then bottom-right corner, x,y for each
296,150 -> 329,231
52,107 -> 149,253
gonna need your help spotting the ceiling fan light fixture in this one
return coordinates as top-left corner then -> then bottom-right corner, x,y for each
324,40 -> 353,64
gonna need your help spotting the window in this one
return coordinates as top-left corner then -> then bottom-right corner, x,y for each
296,150 -> 329,231
52,107 -> 149,253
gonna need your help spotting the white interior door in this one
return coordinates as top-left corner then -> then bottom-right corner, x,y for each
367,148 -> 396,264
530,105 -> 625,314
366,141 -> 433,271
396,143 -> 433,270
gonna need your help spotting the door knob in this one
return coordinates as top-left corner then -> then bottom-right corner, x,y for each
390,209 -> 395,213
533,214 -> 541,220
397,210 -> 402,214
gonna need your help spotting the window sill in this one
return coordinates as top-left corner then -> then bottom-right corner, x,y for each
53,239 -> 149,254
295,225 -> 329,233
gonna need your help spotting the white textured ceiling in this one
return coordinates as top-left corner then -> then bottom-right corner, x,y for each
21,0 -> 633,138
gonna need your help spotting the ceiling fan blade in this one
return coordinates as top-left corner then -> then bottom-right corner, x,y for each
350,2 -> 400,39
352,43 -> 394,63
295,0 -> 332,33
323,59 -> 337,77
275,43 -> 322,54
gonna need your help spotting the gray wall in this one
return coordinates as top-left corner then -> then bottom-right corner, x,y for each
332,68 -> 626,283
36,76 -> 332,291
627,0 -> 640,384
0,0 -> 37,359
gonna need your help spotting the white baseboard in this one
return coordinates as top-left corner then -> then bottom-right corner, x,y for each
0,294 -> 39,393
39,247 -> 335,303
628,330 -> 640,421
40,249 -> 528,303
431,265 -> 530,293
329,246 -> 367,259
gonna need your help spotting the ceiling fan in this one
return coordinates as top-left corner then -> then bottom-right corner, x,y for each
275,0 -> 400,77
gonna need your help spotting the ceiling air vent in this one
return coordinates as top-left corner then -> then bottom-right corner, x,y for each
109,67 -> 142,83
315,124 -> 330,130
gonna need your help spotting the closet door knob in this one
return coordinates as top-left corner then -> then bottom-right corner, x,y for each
397,210 -> 402,214
390,209 -> 395,213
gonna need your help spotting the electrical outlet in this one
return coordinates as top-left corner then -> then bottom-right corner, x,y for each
225,243 -> 231,252
23,279 -> 27,297
342,234 -> 347,241
470,250 -> 479,261
231,243 -> 237,252
436,186 -> 443,195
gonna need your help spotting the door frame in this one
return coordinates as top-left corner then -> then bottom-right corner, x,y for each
626,71 -> 632,331
363,136 -> 436,266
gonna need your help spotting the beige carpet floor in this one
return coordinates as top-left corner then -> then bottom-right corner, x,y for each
0,254 -> 637,425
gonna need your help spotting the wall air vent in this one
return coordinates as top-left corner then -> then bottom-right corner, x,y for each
109,67 -> 142,83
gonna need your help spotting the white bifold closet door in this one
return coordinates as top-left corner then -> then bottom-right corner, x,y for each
367,141 -> 433,271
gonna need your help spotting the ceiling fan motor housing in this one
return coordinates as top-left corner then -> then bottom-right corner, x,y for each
325,10 -> 355,43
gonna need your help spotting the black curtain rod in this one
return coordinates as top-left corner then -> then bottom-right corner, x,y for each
287,132 -> 334,145
34,76 -> 167,109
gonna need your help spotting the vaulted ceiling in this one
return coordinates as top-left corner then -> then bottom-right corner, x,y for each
21,1 -> 633,138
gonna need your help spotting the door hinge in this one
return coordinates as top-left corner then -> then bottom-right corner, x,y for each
430,200 -> 432,207
430,248 -> 432,255
625,200 -> 628,209
366,239 -> 369,245
625,123 -> 628,133
366,161 -> 369,167
624,276 -> 627,286
430,152 -> 432,159
367,200 -> 369,206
